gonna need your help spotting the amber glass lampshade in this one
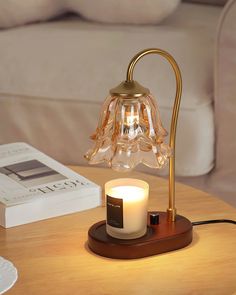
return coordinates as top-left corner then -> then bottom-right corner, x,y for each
85,86 -> 171,172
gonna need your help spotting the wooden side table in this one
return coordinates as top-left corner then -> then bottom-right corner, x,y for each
0,166 -> 235,295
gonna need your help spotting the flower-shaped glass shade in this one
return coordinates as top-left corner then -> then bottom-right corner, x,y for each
85,94 -> 171,172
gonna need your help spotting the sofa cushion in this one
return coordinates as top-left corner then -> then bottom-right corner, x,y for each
0,0 -> 65,29
71,0 -> 180,25
0,3 -> 222,176
0,0 -> 180,28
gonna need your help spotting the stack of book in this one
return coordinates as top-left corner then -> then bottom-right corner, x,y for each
0,142 -> 101,228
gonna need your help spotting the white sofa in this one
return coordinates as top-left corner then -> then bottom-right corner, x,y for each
0,1 -> 235,205
184,0 -> 236,207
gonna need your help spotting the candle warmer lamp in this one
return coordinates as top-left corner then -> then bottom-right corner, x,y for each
85,48 -> 192,259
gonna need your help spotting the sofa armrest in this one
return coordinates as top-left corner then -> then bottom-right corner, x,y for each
214,0 -> 236,178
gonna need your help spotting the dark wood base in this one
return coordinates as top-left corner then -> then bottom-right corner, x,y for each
88,211 -> 192,259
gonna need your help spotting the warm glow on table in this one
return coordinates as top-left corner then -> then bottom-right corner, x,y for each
0,166 -> 235,295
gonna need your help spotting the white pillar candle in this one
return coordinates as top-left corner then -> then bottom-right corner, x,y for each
105,178 -> 149,239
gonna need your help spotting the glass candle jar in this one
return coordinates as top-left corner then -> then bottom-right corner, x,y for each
105,178 -> 149,239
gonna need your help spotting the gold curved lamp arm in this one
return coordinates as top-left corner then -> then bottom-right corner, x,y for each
126,48 -> 183,222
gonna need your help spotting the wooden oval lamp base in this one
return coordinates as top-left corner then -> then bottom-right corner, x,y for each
88,211 -> 192,259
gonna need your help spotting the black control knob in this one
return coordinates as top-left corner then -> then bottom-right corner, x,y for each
150,212 -> 159,225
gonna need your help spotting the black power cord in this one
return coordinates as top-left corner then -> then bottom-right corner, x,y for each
192,219 -> 236,226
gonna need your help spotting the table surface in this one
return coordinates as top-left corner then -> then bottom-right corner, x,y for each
0,166 -> 235,295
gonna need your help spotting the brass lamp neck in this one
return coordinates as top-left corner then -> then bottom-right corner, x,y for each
125,48 -> 182,222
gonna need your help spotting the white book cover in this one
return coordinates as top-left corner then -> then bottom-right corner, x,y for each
0,142 -> 101,228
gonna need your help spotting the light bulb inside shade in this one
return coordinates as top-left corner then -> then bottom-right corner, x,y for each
85,94 -> 171,172
123,103 -> 139,126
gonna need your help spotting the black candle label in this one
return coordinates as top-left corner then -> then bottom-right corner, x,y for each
106,195 -> 123,228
